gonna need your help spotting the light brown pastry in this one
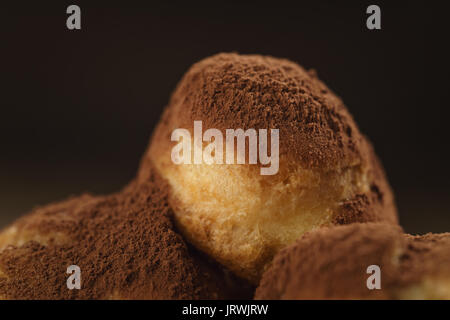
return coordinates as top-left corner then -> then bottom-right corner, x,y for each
255,223 -> 450,299
140,53 -> 398,282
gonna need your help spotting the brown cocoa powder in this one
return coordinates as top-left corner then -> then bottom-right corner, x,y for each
0,53 -> 405,299
255,223 -> 450,299
0,169 -> 253,299
147,52 -> 364,171
142,52 -> 397,228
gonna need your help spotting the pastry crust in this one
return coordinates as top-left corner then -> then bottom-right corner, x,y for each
142,53 -> 398,282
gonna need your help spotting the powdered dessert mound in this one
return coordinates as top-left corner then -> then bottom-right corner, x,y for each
141,52 -> 398,282
0,169 -> 251,299
255,223 -> 450,299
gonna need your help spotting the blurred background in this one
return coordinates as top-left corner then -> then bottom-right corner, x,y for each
1,1 -> 448,233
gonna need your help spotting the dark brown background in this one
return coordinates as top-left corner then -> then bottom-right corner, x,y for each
1,1 -> 448,233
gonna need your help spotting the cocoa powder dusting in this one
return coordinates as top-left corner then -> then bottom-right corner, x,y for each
147,52 -> 365,171
3,53 -> 445,300
255,223 -> 450,299
143,52 -> 398,225
0,168 -> 252,299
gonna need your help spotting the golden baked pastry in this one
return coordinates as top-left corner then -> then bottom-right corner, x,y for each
141,53 -> 398,282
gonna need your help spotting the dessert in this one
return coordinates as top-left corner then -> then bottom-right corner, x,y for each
0,168 -> 251,299
255,223 -> 450,299
142,53 -> 398,282
6,53 -> 441,300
